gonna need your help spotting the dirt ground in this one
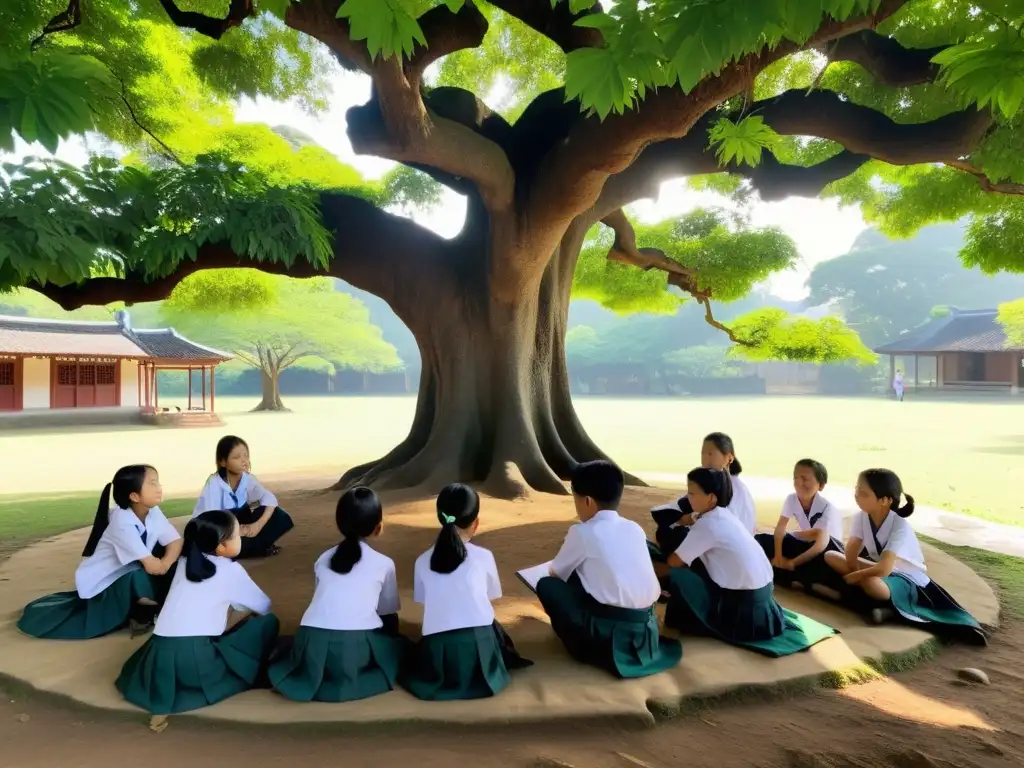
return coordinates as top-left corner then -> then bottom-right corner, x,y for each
1,487 -> 1020,768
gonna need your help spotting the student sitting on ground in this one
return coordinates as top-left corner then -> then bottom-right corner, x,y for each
116,510 -> 280,715
662,468 -> 837,657
756,459 -> 844,593
824,468 -> 985,645
193,435 -> 294,559
648,432 -> 756,564
270,487 -> 408,702
18,464 -> 182,640
401,484 -> 532,701
536,460 -> 682,678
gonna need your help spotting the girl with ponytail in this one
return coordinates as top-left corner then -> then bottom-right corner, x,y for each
269,487 -> 409,703
648,431 -> 757,558
116,510 -> 281,715
661,468 -> 839,657
18,465 -> 182,640
401,484 -> 532,701
825,469 -> 985,644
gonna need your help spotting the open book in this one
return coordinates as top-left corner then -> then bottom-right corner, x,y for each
515,561 -> 553,594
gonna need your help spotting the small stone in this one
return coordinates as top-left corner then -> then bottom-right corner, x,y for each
15,713 -> 29,723
957,668 -> 990,685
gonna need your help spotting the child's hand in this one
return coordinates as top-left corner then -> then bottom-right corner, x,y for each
777,557 -> 795,571
680,513 -> 696,527
843,571 -> 863,584
238,524 -> 254,537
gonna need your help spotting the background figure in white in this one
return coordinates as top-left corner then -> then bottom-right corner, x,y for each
893,370 -> 904,402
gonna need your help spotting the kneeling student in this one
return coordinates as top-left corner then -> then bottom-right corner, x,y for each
756,459 -> 844,592
401,484 -> 532,701
664,468 -> 837,657
537,460 -> 682,678
116,511 -> 280,715
270,487 -> 408,702
824,468 -> 985,644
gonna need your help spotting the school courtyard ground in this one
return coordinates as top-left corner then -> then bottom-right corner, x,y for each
2,394 -> 1024,768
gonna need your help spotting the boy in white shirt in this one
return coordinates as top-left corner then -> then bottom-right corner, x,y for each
536,460 -> 682,678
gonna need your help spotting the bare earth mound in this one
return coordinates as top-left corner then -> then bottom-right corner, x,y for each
0,488 -> 998,727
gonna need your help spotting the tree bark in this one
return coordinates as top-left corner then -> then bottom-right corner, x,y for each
336,223 -> 639,499
252,369 -> 288,412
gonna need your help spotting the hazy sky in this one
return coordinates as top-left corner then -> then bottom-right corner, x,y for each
7,68 -> 868,301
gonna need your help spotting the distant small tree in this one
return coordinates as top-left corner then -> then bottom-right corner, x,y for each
662,345 -> 740,378
998,298 -> 1024,349
163,271 -> 400,411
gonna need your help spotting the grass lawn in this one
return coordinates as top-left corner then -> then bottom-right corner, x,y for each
1,394 -> 1022,538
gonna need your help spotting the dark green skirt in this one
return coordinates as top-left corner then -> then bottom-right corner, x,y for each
269,624 -> 409,702
400,622 -> 531,701
17,568 -> 166,640
665,568 -> 837,657
115,613 -> 280,715
882,574 -> 986,645
536,573 -> 681,678
754,532 -> 844,590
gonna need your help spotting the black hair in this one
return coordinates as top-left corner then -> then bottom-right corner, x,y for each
182,510 -> 238,582
795,458 -> 828,486
330,486 -> 383,574
215,435 -> 249,480
703,432 -> 742,475
687,467 -> 734,509
429,484 -> 480,575
859,468 -> 916,519
82,464 -> 155,557
569,460 -> 625,508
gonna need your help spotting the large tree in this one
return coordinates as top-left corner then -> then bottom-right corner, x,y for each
162,270 -> 401,411
3,1 -> 1023,497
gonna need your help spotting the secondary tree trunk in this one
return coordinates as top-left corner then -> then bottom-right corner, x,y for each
252,369 -> 288,412
338,223 -> 642,499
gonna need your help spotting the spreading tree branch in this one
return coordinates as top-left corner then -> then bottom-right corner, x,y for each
599,209 -> 748,345
155,0 -> 254,40
948,161 -> 1024,196
26,193 -> 450,312
520,0 -> 911,273
487,0 -> 603,52
406,1 -> 489,82
30,0 -> 81,48
825,30 -> 946,87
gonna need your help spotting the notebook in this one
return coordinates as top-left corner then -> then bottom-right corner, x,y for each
515,561 -> 553,594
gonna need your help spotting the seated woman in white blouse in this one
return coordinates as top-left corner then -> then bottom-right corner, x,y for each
18,464 -> 181,640
116,511 -> 280,715
270,486 -> 409,702
401,484 -> 532,701
193,435 -> 294,559
537,460 -> 681,678
663,468 -> 836,658
648,432 -> 756,564
824,468 -> 985,644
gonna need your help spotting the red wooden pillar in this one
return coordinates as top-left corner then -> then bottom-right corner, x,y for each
137,362 -> 142,407
210,366 -> 216,413
154,367 -> 159,409
202,367 -> 207,411
188,367 -> 193,411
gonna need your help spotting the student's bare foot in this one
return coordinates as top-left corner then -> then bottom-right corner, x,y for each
129,619 -> 154,638
870,607 -> 895,625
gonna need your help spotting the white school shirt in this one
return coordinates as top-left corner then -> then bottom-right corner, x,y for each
192,471 -> 278,517
75,506 -> 180,599
300,542 -> 401,631
781,493 -> 843,542
676,507 -> 774,591
154,555 -> 271,637
550,510 -> 661,609
728,475 -> 757,535
851,511 -> 929,587
414,541 -> 501,636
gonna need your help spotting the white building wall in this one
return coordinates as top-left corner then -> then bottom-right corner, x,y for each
120,360 -> 139,408
22,357 -> 50,409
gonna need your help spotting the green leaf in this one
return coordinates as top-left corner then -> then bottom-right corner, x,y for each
707,115 -> 781,167
934,36 -> 1024,119
337,0 -> 425,60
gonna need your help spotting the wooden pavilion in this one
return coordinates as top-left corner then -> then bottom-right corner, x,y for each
0,310 -> 232,426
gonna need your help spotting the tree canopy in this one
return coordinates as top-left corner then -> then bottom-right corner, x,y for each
998,297 -> 1024,348
4,0 -> 1024,495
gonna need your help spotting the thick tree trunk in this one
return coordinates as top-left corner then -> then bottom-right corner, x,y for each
252,369 -> 288,412
338,224 -> 645,499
